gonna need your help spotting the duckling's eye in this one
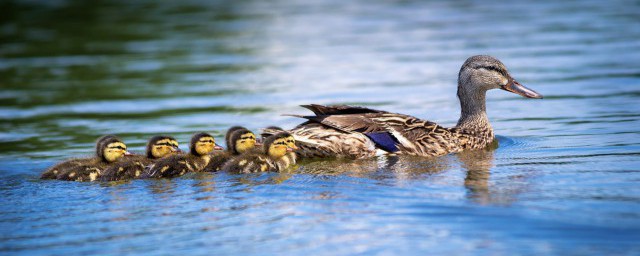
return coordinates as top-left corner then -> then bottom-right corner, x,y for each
110,146 -> 126,150
275,141 -> 287,146
156,142 -> 173,147
200,139 -> 215,143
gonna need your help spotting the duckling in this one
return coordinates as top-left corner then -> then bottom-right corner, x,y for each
279,55 -> 543,159
204,128 -> 258,172
41,135 -> 131,181
41,135 -> 117,179
143,132 -> 222,178
262,126 -> 299,165
222,132 -> 297,174
100,135 -> 181,181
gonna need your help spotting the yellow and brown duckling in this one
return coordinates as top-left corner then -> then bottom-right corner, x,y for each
41,135 -> 131,181
222,131 -> 297,174
100,135 -> 181,181
143,132 -> 222,178
261,126 -> 298,165
204,127 -> 258,172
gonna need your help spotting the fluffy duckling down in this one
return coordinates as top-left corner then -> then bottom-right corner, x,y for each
143,132 -> 222,178
100,135 -> 181,181
205,127 -> 258,172
41,135 -> 131,181
222,132 -> 297,174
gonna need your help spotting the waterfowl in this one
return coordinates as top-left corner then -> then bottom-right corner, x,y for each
143,132 -> 221,178
100,135 -> 180,181
204,127 -> 258,172
284,55 -> 543,159
222,132 -> 297,173
262,126 -> 298,164
41,135 -> 131,181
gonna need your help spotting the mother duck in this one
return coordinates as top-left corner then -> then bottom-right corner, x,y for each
277,55 -> 543,159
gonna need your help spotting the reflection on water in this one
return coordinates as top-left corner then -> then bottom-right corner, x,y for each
2,0 -> 640,254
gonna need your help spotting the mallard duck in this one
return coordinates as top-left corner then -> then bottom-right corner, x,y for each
282,55 -> 543,159
100,135 -> 181,181
41,135 -> 131,181
143,132 -> 222,178
204,127 -> 258,172
222,131 -> 297,173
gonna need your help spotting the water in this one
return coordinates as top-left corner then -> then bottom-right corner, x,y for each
1,0 -> 640,254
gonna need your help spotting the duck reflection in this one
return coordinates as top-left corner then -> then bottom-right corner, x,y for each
457,147 -> 495,204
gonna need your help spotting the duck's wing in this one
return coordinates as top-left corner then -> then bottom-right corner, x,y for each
297,109 -> 461,156
222,154 -> 274,174
300,104 -> 386,115
142,155 -> 193,178
203,151 -> 232,172
56,162 -> 104,182
101,157 -> 150,181
41,158 -> 90,179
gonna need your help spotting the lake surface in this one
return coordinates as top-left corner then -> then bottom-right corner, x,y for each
1,0 -> 640,255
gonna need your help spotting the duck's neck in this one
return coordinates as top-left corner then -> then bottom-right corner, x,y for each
455,87 -> 492,134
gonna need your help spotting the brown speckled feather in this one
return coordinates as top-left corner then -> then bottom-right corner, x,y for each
100,155 -> 153,181
142,154 -> 210,178
289,105 -> 494,158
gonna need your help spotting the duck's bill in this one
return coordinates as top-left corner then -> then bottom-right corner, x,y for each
173,147 -> 183,153
502,79 -> 543,99
214,144 -> 224,150
124,151 -> 133,156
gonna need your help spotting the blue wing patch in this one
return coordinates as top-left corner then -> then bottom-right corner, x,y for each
365,132 -> 399,153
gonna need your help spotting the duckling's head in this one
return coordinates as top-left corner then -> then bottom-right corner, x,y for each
263,132 -> 296,159
284,134 -> 298,151
260,126 -> 284,141
190,132 -> 221,156
96,135 -> 130,163
225,126 -> 248,150
228,129 -> 257,154
458,55 -> 542,99
147,135 -> 180,159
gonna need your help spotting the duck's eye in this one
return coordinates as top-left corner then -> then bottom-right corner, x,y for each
200,139 -> 215,143
110,146 -> 126,150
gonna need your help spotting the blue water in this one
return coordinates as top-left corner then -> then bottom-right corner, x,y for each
1,0 -> 640,255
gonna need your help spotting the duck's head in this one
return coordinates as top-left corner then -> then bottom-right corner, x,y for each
284,134 -> 298,151
458,55 -> 542,99
228,128 -> 257,154
147,135 -> 181,159
225,126 -> 248,149
190,132 -> 222,156
96,135 -> 131,163
263,132 -> 297,159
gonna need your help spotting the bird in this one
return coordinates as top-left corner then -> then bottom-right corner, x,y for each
261,126 -> 298,165
99,135 -> 181,181
222,131 -> 297,173
41,135 -> 131,181
279,55 -> 543,159
203,127 -> 258,172
142,132 -> 222,178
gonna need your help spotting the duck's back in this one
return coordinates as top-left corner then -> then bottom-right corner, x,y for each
222,153 -> 274,174
41,157 -> 93,179
290,104 -> 466,158
203,151 -> 233,172
55,158 -> 107,181
100,155 -> 152,181
143,154 -> 207,178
